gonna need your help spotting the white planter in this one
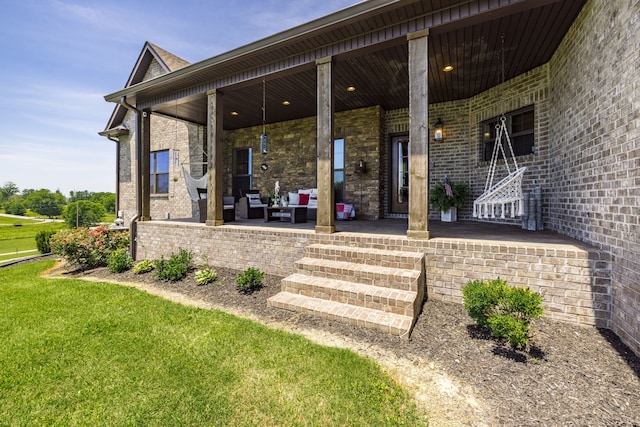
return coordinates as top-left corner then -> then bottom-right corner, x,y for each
440,207 -> 457,222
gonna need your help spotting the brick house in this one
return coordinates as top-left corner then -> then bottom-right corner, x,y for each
102,1 -> 640,354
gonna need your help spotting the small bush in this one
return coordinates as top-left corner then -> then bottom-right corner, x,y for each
50,227 -> 129,270
35,229 -> 57,254
462,278 -> 544,348
235,267 -> 265,293
154,248 -> 193,282
108,248 -> 133,273
133,260 -> 154,274
195,268 -> 218,285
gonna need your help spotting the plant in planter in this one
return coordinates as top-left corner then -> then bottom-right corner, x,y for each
429,178 -> 471,222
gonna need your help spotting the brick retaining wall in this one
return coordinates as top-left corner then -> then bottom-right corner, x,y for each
136,221 -> 610,328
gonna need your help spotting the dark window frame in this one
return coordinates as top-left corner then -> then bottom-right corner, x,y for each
232,147 -> 253,198
482,105 -> 535,162
334,137 -> 345,203
150,150 -> 169,195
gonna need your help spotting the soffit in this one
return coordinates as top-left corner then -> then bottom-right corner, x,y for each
109,0 -> 587,130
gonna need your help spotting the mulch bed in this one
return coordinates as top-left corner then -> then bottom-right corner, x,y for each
55,262 -> 640,426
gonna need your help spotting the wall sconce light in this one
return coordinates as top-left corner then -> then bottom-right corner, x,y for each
434,118 -> 445,142
355,159 -> 367,174
172,150 -> 179,166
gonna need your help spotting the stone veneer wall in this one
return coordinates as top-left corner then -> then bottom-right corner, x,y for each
547,0 -> 640,355
135,221 -> 610,328
225,106 -> 384,219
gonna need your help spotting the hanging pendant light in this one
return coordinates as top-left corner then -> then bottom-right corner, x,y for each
260,79 -> 268,154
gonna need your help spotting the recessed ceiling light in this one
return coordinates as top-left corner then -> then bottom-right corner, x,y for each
230,111 -> 239,116
443,65 -> 454,72
282,100 -> 291,106
346,86 -> 356,92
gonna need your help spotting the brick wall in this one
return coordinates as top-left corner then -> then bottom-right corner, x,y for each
136,221 -> 609,327
117,112 -> 205,225
547,0 -> 640,355
225,106 -> 384,219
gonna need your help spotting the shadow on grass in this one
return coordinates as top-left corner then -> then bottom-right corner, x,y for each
467,324 -> 547,364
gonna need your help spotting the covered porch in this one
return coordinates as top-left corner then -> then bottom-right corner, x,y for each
104,0 -> 587,239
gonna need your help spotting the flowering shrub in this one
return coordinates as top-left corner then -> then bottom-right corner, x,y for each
50,227 -> 129,270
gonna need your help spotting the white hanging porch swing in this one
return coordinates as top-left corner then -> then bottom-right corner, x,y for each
472,34 -> 527,219
472,115 -> 526,219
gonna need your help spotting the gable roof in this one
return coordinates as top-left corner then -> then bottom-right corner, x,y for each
102,42 -> 191,135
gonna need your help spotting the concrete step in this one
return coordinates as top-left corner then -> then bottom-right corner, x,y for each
304,244 -> 424,270
294,257 -> 421,292
267,292 -> 413,337
281,273 -> 418,317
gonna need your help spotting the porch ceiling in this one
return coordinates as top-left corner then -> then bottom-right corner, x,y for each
142,0 -> 586,129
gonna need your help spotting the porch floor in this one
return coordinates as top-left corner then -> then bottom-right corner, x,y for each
171,215 -> 588,248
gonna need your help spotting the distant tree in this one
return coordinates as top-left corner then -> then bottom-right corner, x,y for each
63,200 -> 106,228
91,192 -> 116,213
0,181 -> 19,202
24,189 -> 66,217
69,190 -> 93,202
5,200 -> 26,216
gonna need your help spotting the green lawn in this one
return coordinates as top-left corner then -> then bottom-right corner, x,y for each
0,261 -> 426,426
0,216 -> 65,262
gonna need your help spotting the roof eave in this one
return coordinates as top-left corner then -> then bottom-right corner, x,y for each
104,0 -> 403,103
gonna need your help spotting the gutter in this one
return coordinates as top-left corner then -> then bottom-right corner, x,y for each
118,96 -> 142,260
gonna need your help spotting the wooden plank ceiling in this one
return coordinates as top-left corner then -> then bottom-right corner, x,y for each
147,0 -> 586,130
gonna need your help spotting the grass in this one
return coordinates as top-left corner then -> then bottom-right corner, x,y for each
0,216 -> 65,262
0,261 -> 427,426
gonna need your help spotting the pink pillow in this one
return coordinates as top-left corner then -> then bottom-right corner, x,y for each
298,193 -> 310,205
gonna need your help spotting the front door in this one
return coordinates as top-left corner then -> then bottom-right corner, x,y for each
391,135 -> 409,214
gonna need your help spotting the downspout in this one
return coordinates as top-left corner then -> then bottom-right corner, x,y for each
118,96 -> 142,260
106,136 -> 120,215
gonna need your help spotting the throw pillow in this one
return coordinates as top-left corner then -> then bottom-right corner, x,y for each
288,192 -> 300,205
247,193 -> 262,206
298,193 -> 310,205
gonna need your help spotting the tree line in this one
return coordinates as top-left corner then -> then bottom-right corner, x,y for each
0,181 -> 116,228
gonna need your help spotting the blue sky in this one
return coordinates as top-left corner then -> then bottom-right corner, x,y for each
0,0 -> 360,197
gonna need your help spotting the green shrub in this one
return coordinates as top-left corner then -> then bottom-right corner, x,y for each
35,229 -> 57,254
462,278 -> 509,328
154,248 -> 193,282
235,267 -> 265,293
133,260 -> 154,274
195,268 -> 218,285
5,200 -> 26,216
50,227 -> 129,270
108,248 -> 133,273
462,278 -> 544,348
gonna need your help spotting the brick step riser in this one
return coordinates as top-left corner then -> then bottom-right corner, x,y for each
281,279 -> 416,317
267,293 -> 412,336
304,248 -> 423,271
294,262 -> 419,292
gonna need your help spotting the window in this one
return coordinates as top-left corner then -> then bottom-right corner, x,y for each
482,106 -> 534,161
150,150 -> 169,194
232,148 -> 252,198
334,138 -> 345,203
